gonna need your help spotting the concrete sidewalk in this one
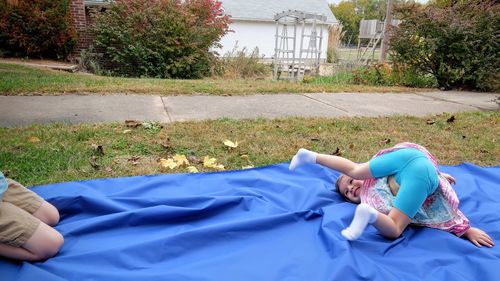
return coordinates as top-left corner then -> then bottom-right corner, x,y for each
0,91 -> 498,127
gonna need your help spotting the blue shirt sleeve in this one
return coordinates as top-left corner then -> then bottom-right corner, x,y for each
0,171 -> 7,201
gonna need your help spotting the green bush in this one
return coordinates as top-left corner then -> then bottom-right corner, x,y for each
389,0 -> 499,91
91,0 -> 230,79
0,0 -> 77,59
352,63 -> 436,88
396,66 -> 437,88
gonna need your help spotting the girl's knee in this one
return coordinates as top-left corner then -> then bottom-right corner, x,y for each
48,231 -> 64,256
33,231 -> 64,261
23,223 -> 64,261
33,201 -> 60,226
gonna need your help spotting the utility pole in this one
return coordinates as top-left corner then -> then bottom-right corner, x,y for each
380,0 -> 394,62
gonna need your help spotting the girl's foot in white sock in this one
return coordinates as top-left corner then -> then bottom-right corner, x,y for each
289,148 -> 317,170
341,203 -> 379,241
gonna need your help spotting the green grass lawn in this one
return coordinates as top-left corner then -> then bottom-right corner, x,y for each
0,62 -> 431,96
1,111 -> 498,186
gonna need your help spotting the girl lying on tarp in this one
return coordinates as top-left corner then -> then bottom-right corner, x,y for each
0,171 -> 63,261
290,142 -> 494,248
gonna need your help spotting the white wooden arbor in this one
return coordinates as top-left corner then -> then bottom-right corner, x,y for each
273,10 -> 327,81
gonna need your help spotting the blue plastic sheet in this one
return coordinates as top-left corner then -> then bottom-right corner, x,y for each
1,162 -> 499,281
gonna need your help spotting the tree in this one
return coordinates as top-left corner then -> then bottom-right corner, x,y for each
330,0 -> 393,45
330,1 -> 358,45
389,0 -> 499,91
91,0 -> 230,78
0,0 -> 77,59
330,0 -> 415,45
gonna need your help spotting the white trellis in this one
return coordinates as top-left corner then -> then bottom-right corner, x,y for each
273,10 -> 327,81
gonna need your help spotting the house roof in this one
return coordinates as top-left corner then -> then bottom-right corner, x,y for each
221,0 -> 337,24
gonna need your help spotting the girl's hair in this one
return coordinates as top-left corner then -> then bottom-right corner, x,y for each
334,174 -> 346,194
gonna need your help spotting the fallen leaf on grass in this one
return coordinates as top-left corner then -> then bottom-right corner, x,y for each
128,156 -> 141,165
91,144 -> 104,155
330,147 -> 342,156
380,138 -> 391,145
242,165 -> 254,169
349,144 -> 355,149
223,139 -> 238,149
426,119 -> 436,125
89,156 -> 100,169
28,136 -> 40,143
125,120 -> 141,128
173,154 -> 189,166
240,154 -> 249,161
187,166 -> 199,173
187,155 -> 201,164
159,158 -> 177,169
203,156 -> 225,170
203,156 -> 217,167
214,164 -> 225,170
159,154 -> 192,170
105,167 -> 113,173
159,139 -> 171,150
123,129 -> 132,134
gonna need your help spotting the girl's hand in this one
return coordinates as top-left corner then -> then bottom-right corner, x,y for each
463,227 -> 495,248
441,172 -> 456,185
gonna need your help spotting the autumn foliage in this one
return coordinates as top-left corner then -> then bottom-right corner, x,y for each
91,0 -> 231,78
389,0 -> 499,91
0,0 -> 77,59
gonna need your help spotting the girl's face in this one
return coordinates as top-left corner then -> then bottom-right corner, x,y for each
338,176 -> 363,204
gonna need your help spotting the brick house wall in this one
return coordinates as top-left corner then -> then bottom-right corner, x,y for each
69,0 -> 88,61
68,0 -> 127,71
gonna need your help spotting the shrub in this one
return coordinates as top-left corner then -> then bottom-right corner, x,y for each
79,46 -> 103,75
0,0 -> 77,60
352,63 -> 436,88
395,65 -> 437,88
91,0 -> 230,79
216,46 -> 270,79
389,0 -> 500,91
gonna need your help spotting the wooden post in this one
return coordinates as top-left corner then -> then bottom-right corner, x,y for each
273,20 -> 279,80
380,0 -> 394,62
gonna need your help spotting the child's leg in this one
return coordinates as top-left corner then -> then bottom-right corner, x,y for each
0,222 -> 63,261
0,179 -> 63,261
289,148 -> 373,179
341,203 -> 379,240
4,178 -> 60,227
341,204 -> 410,240
32,201 -> 60,227
0,201 -> 63,261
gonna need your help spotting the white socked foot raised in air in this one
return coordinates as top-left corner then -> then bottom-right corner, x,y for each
289,148 -> 318,171
341,203 -> 379,241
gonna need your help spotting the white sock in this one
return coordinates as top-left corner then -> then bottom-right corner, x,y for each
289,148 -> 318,170
341,203 -> 379,241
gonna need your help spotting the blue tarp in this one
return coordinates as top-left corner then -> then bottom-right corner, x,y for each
1,162 -> 499,280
